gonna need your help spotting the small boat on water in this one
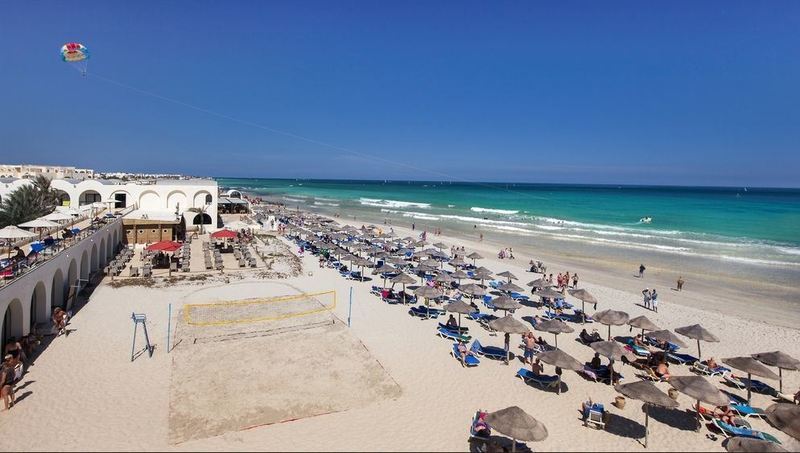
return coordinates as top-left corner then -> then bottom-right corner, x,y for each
639,217 -> 653,224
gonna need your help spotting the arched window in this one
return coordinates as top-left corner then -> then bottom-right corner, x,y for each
205,194 -> 213,204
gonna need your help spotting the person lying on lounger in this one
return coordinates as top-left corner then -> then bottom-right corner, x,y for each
655,361 -> 671,379
531,358 -> 544,375
590,353 -> 602,370
472,411 -> 491,438
714,405 -> 736,425
706,357 -> 718,369
456,341 -> 475,367
580,329 -> 602,344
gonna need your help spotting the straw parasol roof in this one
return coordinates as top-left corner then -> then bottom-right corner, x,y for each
467,252 -> 483,260
433,242 -> 447,249
484,406 -> 548,444
498,282 -> 525,293
0,225 -> 37,240
752,351 -> 800,393
534,319 -> 574,347
414,286 -> 443,299
614,381 -> 679,448
724,437 -> 788,453
373,264 -> 396,274
444,300 -> 474,315
567,288 -> 597,304
668,375 -> 732,407
451,269 -> 468,280
390,273 -> 416,285
496,270 -> 518,281
449,256 -> 466,267
489,315 -> 530,335
492,295 -> 522,311
527,278 -> 550,288
592,309 -> 630,340
590,341 -> 636,361
475,266 -> 493,274
646,330 -> 689,349
434,272 -> 455,284
628,315 -> 661,333
537,349 -> 583,371
752,351 -> 800,370
537,288 -> 563,299
723,357 -> 780,380
675,324 -> 719,358
724,356 -> 780,403
460,283 -> 487,297
765,403 -> 800,441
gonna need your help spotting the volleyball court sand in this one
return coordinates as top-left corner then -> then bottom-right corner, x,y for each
168,283 -> 402,444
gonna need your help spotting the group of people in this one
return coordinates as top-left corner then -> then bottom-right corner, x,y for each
497,248 -> 515,259
641,288 -> 659,312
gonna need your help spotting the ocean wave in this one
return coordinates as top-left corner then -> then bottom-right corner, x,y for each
284,197 -> 306,203
471,207 -> 519,215
359,198 -> 431,209
313,201 -> 340,207
439,214 -> 530,228
400,211 -> 440,221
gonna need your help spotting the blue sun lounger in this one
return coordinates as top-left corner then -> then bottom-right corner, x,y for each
437,327 -> 472,342
470,339 -> 507,360
452,343 -> 480,367
510,292 -> 530,301
667,352 -> 699,365
516,368 -> 560,390
438,323 -> 469,334
730,403 -> 767,419
724,375 -> 776,395
409,305 -> 440,319
712,419 -> 781,444
691,362 -> 731,376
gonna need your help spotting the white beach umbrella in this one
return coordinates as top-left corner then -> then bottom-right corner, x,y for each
43,211 -> 74,222
0,225 -> 37,240
19,218 -> 60,229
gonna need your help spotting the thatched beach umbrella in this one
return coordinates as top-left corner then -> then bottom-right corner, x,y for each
591,341 -> 636,362
489,315 -> 530,364
723,357 -> 780,403
449,256 -> 466,268
765,403 -> 800,441
451,269 -> 468,284
568,288 -> 598,324
492,295 -> 522,315
537,349 -> 583,395
445,300 -> 474,331
725,437 -> 788,453
461,283 -> 487,298
537,288 -> 563,300
752,351 -> 800,393
433,241 -> 447,250
527,278 -> 550,289
615,381 -> 679,448
372,264 -> 396,288
675,324 -> 719,359
467,251 -> 483,265
391,272 -> 416,304
534,319 -> 574,348
646,330 -> 689,349
628,315 -> 661,336
668,375 -> 730,431
496,270 -> 518,282
498,282 -> 525,294
484,406 -> 548,452
434,272 -> 455,285
592,309 -> 630,340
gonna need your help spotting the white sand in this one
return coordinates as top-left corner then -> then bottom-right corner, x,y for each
1,221 -> 798,451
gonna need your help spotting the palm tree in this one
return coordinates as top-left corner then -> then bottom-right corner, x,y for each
0,175 -> 60,228
187,205 -> 211,234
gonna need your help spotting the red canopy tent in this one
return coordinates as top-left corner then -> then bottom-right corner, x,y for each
211,229 -> 237,239
146,240 -> 182,252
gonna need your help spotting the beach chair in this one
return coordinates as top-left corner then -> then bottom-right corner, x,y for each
623,341 -> 651,358
636,366 -> 667,382
583,403 -> 606,429
694,404 -> 751,428
439,322 -> 469,334
470,339 -> 507,360
142,266 -> 152,278
723,375 -> 776,395
667,352 -> 699,365
482,295 -> 496,310
409,305 -> 439,319
437,327 -> 471,342
730,403 -> 767,419
543,310 -> 570,322
516,368 -> 560,391
370,285 -> 383,296
711,419 -> 781,444
451,343 -> 480,367
129,266 -> 139,277
691,362 -> 731,376
509,292 -> 529,301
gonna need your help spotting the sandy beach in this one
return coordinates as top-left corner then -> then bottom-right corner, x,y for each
0,209 -> 798,452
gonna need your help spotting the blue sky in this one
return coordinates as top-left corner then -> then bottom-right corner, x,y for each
1,1 -> 798,187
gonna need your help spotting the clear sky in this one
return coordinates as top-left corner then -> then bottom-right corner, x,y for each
1,1 -> 798,187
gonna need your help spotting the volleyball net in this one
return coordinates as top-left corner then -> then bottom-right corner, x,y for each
183,290 -> 337,327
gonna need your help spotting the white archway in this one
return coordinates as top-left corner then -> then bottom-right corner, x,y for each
2,298 -> 24,345
166,190 -> 188,212
52,268 -> 66,309
138,190 -> 161,211
30,281 -> 48,329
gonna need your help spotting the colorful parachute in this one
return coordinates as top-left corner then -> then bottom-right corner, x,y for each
61,42 -> 89,75
61,42 -> 88,62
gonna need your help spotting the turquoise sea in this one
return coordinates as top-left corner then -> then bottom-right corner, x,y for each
218,178 -> 800,269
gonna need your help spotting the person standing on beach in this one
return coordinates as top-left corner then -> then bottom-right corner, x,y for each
677,276 -> 685,291
572,273 -> 579,288
412,223 -> 415,231
642,288 -> 651,310
650,289 -> 659,312
638,264 -> 646,278
479,233 -> 483,242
